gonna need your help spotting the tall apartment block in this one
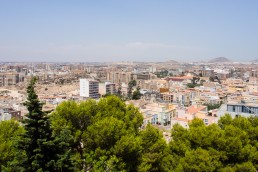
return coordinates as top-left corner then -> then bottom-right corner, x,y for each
80,79 -> 100,99
107,71 -> 156,84
107,71 -> 132,84
0,72 -> 20,87
99,82 -> 116,95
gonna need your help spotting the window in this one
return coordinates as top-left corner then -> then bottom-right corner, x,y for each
203,118 -> 208,125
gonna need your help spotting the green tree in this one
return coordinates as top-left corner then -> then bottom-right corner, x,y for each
103,92 -> 112,97
176,148 -> 222,172
128,80 -> 137,99
0,120 -> 23,171
84,96 -> 143,171
218,114 -> 233,129
138,124 -> 171,172
191,77 -> 199,84
204,102 -> 222,110
51,96 -> 143,171
84,117 -> 139,171
132,87 -> 142,100
51,99 -> 98,170
128,80 -> 137,88
233,162 -> 256,172
170,116 -> 258,171
209,76 -> 215,82
186,83 -> 195,88
155,70 -> 169,78
15,77 -> 58,171
170,123 -> 191,158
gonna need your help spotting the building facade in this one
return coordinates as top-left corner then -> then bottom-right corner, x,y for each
80,79 -> 100,99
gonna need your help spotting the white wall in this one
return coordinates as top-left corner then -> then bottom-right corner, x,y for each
80,79 -> 89,97
0,113 -> 12,121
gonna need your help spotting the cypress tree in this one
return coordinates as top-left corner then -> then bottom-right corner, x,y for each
18,77 -> 57,171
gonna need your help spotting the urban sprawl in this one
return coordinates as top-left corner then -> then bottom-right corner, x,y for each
1,58 -> 258,139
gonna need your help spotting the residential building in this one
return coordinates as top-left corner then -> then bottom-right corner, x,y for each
107,71 -> 132,84
99,82 -> 116,95
0,108 -> 22,121
218,102 -> 258,118
0,72 -> 19,86
171,104 -> 217,128
141,103 -> 175,127
80,79 -> 100,99
160,92 -> 173,103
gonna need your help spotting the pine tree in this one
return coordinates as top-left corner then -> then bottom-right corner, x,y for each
17,77 -> 57,171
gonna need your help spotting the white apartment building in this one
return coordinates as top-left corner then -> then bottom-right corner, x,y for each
80,79 -> 100,99
99,82 -> 116,95
217,102 -> 258,118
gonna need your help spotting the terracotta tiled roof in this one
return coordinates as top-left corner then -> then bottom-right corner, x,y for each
187,105 -> 206,114
173,118 -> 191,122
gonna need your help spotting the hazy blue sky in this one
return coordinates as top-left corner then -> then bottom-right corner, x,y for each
0,0 -> 258,62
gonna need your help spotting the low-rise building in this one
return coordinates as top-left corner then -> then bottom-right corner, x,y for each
171,104 -> 217,128
218,101 -> 258,118
0,108 -> 22,121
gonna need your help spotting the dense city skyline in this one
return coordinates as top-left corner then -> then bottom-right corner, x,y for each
1,0 -> 258,62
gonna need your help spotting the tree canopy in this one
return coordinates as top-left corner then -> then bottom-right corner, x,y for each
0,120 -> 23,171
170,116 -> 258,171
11,77 -> 61,171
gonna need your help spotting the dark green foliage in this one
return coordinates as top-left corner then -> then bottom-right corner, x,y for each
176,148 -> 222,171
51,99 -> 98,170
10,77 -> 73,172
191,76 -> 200,84
128,80 -> 137,99
186,77 -> 201,88
209,76 -> 215,82
2,89 -> 258,171
132,87 -> 142,100
204,102 -> 222,110
138,124 -> 171,172
51,96 -> 144,171
103,92 -> 112,97
0,120 -> 24,171
170,115 -> 258,171
128,80 -> 137,88
155,70 -> 168,78
209,76 -> 221,83
186,83 -> 195,88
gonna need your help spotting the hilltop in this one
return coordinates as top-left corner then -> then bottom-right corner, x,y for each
251,59 -> 258,63
155,59 -> 179,65
166,60 -> 179,64
208,57 -> 231,63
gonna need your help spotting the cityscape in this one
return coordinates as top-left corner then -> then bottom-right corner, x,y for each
1,0 -> 258,171
2,58 -> 258,127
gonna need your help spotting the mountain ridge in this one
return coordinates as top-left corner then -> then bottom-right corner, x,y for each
208,57 -> 231,63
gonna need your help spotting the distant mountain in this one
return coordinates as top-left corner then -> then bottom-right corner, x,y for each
156,60 -> 179,64
251,59 -> 258,63
208,57 -> 231,63
165,60 -> 179,64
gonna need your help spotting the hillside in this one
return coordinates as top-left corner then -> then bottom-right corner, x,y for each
251,59 -> 258,63
156,59 -> 179,65
164,60 -> 179,64
208,57 -> 231,63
